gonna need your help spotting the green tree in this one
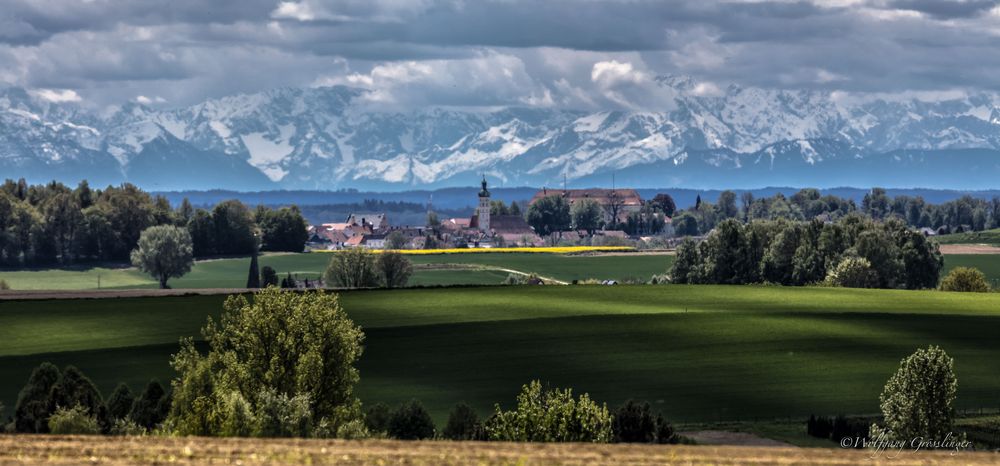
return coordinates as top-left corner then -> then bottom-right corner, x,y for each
168,288 -> 365,437
261,266 -> 279,287
211,200 -> 257,255
571,199 -> 603,234
385,231 -> 408,250
14,362 -> 62,433
487,380 -> 612,443
870,346 -> 957,445
527,195 -> 571,236
48,365 -> 107,431
323,248 -> 380,288
668,239 -> 702,284
377,251 -> 412,288
247,252 -> 261,288
672,212 -> 699,236
651,193 -> 677,217
443,402 -> 481,440
612,400 -> 657,443
48,405 -> 100,435
365,403 -> 391,435
825,256 -> 878,288
387,399 -> 436,440
130,380 -> 170,431
258,206 -> 309,252
106,383 -> 135,422
130,225 -> 194,289
939,267 -> 990,292
187,209 -> 216,257
715,190 -> 739,220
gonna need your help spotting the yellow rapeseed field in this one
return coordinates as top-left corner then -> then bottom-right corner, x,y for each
314,246 -> 636,255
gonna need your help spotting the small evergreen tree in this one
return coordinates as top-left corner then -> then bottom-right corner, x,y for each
260,266 -> 279,287
365,402 -> 392,435
246,253 -> 261,288
130,380 -> 169,430
14,362 -> 61,433
443,402 -> 480,440
106,383 -> 135,422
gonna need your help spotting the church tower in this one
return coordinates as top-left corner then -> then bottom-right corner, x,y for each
478,176 -> 491,232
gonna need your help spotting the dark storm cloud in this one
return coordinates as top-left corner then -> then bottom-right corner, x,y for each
1,0 -> 998,108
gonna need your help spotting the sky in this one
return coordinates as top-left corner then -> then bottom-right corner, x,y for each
2,0 -> 1000,111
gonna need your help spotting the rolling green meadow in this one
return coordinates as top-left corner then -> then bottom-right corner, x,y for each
1,251 -> 996,290
3,285 -> 1000,425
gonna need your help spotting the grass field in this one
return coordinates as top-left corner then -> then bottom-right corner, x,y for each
2,251 -> 996,290
935,228 -> 1000,246
3,435 -> 997,465
3,285 -> 1000,426
0,252 -> 676,290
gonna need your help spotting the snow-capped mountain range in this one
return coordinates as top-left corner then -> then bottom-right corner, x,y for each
3,76 -> 1000,191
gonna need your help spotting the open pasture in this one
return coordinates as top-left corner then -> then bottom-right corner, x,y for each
2,285 -> 1000,425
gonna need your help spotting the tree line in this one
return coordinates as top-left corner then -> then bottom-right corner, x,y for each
672,188 -> 1000,237
0,178 -> 308,267
670,215 -> 943,289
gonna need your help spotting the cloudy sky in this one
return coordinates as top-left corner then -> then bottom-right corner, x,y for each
2,0 -> 999,110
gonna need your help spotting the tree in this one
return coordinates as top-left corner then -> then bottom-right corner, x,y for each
377,251 -> 413,288
14,362 -> 62,433
939,267 -> 990,292
258,206 -> 309,252
130,225 -> 194,289
443,402 -> 481,440
48,365 -> 107,431
48,405 -> 100,435
323,248 -> 380,288
715,190 -> 738,220
853,228 -> 903,288
246,252 -> 261,288
672,212 -> 699,237
668,239 -> 701,284
106,383 -> 135,422
130,380 -> 170,430
487,380 -> 613,443
168,288 -> 365,437
526,195 -> 571,236
211,200 -> 256,255
261,266 -> 279,287
651,194 -> 676,218
387,399 -> 436,440
824,256 -> 878,288
870,346 -> 957,445
385,231 -> 408,250
612,400 -> 657,443
571,199 -> 603,234
365,403 -> 391,435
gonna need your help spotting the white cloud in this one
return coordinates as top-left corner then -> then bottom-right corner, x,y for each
31,88 -> 82,102
591,60 -> 647,86
271,2 -> 316,21
135,95 -> 166,104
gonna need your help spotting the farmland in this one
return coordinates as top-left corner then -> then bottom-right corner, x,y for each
2,285 -> 1000,426
2,435 -> 997,465
1,250 -> 997,290
935,228 -> 1000,246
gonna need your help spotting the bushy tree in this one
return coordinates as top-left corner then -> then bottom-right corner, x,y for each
323,248 -> 380,288
211,200 -> 257,255
668,239 -> 702,284
168,288 -> 365,437
48,365 -> 107,431
870,346 -> 957,445
257,206 -> 309,252
377,251 -> 412,288
571,199 -> 603,234
527,195 -> 571,236
364,402 -> 391,435
48,405 -> 100,435
939,267 -> 990,292
14,362 -> 61,433
487,380 -> 612,443
443,402 -> 481,440
260,266 -> 279,287
385,231 -> 408,250
130,225 -> 194,289
651,193 -> 676,218
387,400 -> 436,440
825,256 -> 878,288
612,400 -> 656,443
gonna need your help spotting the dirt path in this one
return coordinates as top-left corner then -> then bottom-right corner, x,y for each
679,430 -> 793,447
939,244 -> 1000,254
0,288 -> 250,301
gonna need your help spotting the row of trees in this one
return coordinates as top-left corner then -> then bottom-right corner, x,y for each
524,195 -> 668,237
673,188 -> 1000,237
670,216 -> 943,289
0,179 -> 308,266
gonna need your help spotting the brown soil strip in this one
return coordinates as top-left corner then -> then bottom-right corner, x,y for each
939,244 -> 1000,255
679,430 -> 792,447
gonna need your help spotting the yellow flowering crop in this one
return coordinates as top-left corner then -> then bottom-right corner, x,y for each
313,246 -> 635,255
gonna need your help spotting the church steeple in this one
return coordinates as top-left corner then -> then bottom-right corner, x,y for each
477,176 -> 491,232
479,175 -> 490,198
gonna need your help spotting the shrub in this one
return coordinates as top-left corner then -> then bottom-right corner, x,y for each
825,256 -> 878,288
502,273 -> 543,285
648,274 -> 671,285
654,413 -> 676,444
48,366 -> 107,431
611,400 -> 675,444
487,380 -> 613,443
939,267 -> 990,292
106,383 -> 135,422
365,403 -> 391,435
443,403 -> 481,440
869,346 -> 957,446
219,392 -> 255,437
333,419 -> 370,440
110,418 -> 146,436
48,405 -> 100,435
0,279 -> 9,290
388,400 -> 436,440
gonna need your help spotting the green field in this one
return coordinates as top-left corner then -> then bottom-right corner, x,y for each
2,251 -> 997,290
935,228 -> 1000,246
0,252 -> 676,290
2,285 -> 1000,425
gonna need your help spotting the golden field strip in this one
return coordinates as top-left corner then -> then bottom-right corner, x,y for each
311,246 -> 637,254
1,435 -> 998,466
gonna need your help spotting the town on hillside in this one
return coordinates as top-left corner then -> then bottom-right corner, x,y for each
306,178 -> 675,250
